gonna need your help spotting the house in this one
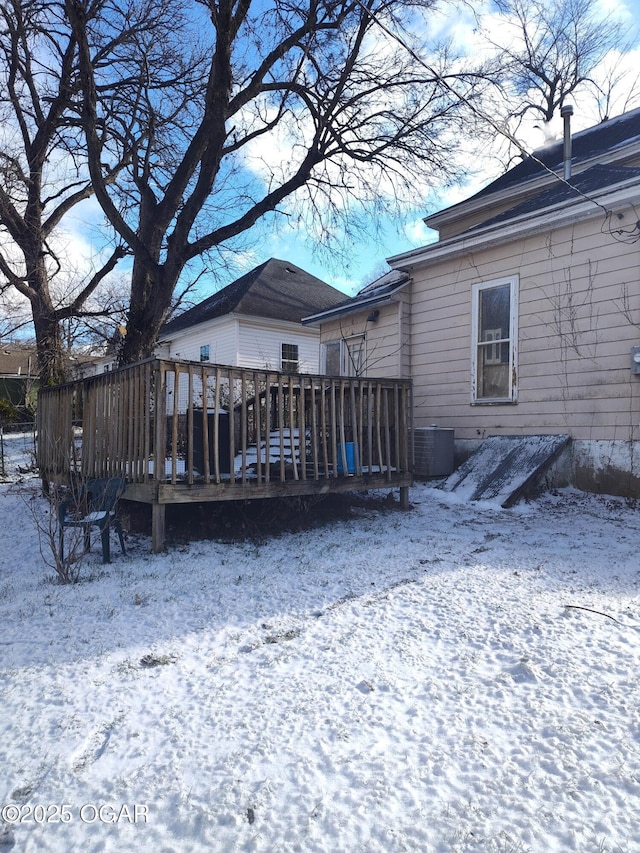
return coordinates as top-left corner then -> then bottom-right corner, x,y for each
37,265 -> 413,553
306,108 -> 640,497
155,258 -> 345,374
0,343 -> 38,420
303,268 -> 412,379
94,258 -> 346,375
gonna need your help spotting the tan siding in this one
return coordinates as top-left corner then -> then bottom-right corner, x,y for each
398,288 -> 412,378
319,301 -> 406,378
320,314 -> 366,344
410,213 -> 640,442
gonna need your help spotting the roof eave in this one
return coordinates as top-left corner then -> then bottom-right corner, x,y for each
424,137 -> 640,231
389,180 -> 640,270
302,283 -> 408,326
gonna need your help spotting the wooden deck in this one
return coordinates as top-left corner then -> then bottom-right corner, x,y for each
37,358 -> 413,550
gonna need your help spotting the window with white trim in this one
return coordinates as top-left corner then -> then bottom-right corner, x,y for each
322,336 -> 366,376
281,342 -> 299,372
343,335 -> 365,376
200,344 -> 210,362
471,276 -> 518,403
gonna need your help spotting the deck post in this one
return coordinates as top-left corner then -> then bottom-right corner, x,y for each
399,485 -> 410,509
152,502 -> 166,553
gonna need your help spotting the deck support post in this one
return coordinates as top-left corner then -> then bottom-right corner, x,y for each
152,502 -> 166,553
399,486 -> 410,509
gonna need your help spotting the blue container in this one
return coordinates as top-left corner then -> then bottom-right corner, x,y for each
337,442 -> 358,474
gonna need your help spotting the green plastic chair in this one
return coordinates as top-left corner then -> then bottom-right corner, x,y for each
59,478 -> 127,564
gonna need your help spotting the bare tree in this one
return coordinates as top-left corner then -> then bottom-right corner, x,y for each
66,0 -> 490,365
0,0 -> 134,384
488,0 -> 632,131
582,49 -> 640,124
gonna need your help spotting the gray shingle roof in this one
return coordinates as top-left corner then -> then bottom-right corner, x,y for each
303,269 -> 410,324
471,108 -> 640,201
161,259 -> 345,336
0,345 -> 38,376
467,164 -> 640,232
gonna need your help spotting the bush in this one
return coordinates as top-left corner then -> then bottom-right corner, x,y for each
0,398 -> 19,424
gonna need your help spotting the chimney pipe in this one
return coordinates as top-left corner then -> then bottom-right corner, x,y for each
561,104 -> 574,180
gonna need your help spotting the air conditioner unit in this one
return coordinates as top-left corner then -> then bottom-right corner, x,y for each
411,427 -> 454,478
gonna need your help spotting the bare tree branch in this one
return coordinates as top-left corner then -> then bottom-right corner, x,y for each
487,0 -> 631,124
0,0 -> 132,382
66,0 -> 491,364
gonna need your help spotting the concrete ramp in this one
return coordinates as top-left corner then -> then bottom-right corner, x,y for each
442,434 -> 571,507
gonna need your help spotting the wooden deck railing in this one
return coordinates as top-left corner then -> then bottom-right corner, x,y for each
37,358 -> 412,488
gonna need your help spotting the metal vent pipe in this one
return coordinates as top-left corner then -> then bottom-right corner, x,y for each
561,104 -> 574,180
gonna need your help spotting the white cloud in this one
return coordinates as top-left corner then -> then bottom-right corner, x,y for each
403,218 -> 434,246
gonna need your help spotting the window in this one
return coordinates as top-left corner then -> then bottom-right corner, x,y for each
323,341 -> 341,375
471,276 -> 518,403
200,344 -> 210,362
322,336 -> 366,376
281,342 -> 299,372
343,335 -> 365,376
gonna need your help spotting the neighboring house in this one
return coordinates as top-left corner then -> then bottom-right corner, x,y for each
157,258 -> 346,374
308,108 -> 640,497
0,344 -> 38,420
94,258 -> 346,375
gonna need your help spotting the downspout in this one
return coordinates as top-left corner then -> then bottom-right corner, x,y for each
561,104 -> 574,180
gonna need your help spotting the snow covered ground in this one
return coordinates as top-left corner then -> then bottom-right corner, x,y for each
1,432 -> 639,853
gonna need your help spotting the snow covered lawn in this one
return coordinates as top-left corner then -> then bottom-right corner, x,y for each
1,438 -> 639,852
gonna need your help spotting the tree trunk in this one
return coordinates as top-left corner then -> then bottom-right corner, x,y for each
28,256 -> 67,386
33,312 -> 66,386
118,263 -> 174,365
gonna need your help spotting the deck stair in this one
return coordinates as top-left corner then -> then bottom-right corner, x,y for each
235,428 -> 303,472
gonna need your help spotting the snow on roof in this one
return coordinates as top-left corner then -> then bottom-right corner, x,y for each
303,269 -> 410,324
422,107 -> 640,232
471,107 -> 640,201
464,164 -> 640,233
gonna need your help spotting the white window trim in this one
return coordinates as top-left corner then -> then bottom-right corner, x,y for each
322,336 -> 368,376
471,275 -> 519,404
342,335 -> 366,377
280,342 -> 299,372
